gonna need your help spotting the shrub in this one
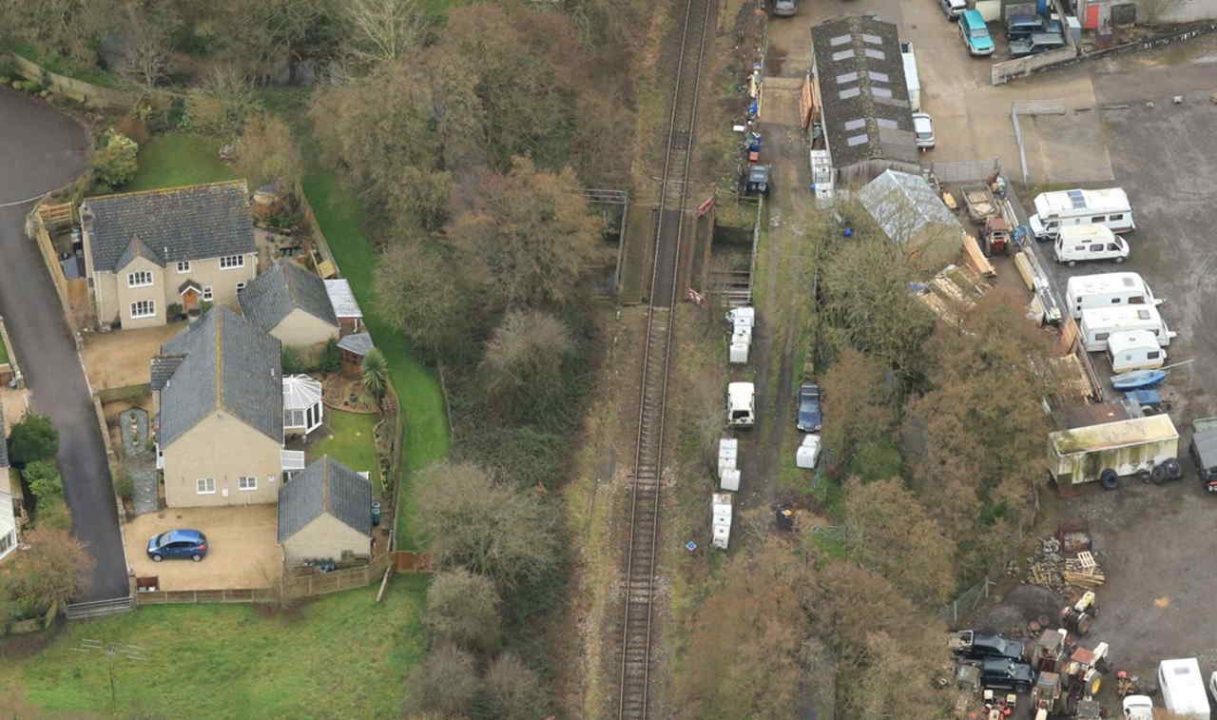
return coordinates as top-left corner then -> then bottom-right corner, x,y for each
114,471 -> 135,501
318,338 -> 341,374
282,347 -> 307,375
23,460 -> 63,501
91,130 -> 139,191
8,413 -> 59,468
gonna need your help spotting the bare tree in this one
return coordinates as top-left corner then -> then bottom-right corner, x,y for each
484,653 -> 551,720
235,112 -> 304,194
422,569 -> 501,653
402,645 -> 480,718
341,0 -> 429,66
481,310 -> 574,420
117,1 -> 176,90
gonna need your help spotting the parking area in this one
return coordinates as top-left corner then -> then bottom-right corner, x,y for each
125,504 -> 283,591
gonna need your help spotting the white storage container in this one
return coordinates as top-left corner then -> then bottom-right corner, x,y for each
720,467 -> 740,492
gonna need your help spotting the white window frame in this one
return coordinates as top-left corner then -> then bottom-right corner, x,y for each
127,270 -> 153,288
202,286 -> 214,302
176,260 -> 191,274
196,477 -> 216,495
236,281 -> 247,291
219,255 -> 246,270
130,300 -> 156,319
238,476 -> 257,491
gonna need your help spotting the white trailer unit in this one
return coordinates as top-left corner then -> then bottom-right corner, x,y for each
727,382 -> 756,428
1107,330 -> 1166,372
719,467 -> 741,492
1048,415 -> 1179,486
809,149 -> 834,202
729,325 -> 752,364
1029,187 -> 1134,239
901,42 -> 921,112
711,493 -> 733,550
1065,271 -> 1160,320
1078,305 -> 1173,352
1158,658 -> 1210,720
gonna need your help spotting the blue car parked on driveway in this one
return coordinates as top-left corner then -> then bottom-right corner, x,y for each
147,529 -> 208,562
960,10 -> 995,56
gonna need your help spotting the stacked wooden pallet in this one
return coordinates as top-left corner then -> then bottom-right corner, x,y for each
1062,551 -> 1106,589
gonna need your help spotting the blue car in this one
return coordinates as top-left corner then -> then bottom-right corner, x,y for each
960,10 -> 995,56
147,529 -> 208,562
797,382 -> 822,433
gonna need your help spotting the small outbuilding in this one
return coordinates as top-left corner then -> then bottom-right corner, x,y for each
338,332 -> 375,378
239,260 -> 340,351
858,169 -> 963,269
324,279 -> 364,335
277,456 -> 372,566
282,374 -> 324,436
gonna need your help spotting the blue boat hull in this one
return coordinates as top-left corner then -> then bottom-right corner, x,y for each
1111,369 -> 1167,391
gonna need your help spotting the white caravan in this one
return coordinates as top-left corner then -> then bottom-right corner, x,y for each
1078,306 -> 1174,353
1065,271 -> 1160,320
1158,658 -> 1210,719
1029,187 -> 1134,240
1054,224 -> 1129,266
1107,330 -> 1166,373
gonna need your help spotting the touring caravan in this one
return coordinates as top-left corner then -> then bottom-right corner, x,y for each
1107,330 -> 1166,373
1064,272 -> 1161,320
1054,224 -> 1129,266
1158,658 -> 1210,719
1029,188 -> 1134,240
1078,306 -> 1174,352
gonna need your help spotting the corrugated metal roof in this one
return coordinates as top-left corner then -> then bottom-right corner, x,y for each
323,279 -> 362,319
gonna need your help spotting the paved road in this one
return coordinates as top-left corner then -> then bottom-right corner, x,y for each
0,87 -> 128,601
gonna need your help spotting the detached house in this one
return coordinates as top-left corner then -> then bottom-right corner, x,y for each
239,260 -> 340,351
81,181 -> 257,329
152,308 -> 286,508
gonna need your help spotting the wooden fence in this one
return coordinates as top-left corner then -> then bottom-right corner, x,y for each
26,202 -> 74,326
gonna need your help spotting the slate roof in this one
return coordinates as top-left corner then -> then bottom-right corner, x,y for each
811,16 -> 918,169
239,261 -> 338,334
81,181 -> 255,272
155,307 -> 283,446
323,279 -> 362,319
278,456 -> 372,542
858,170 -> 962,245
337,332 -> 374,357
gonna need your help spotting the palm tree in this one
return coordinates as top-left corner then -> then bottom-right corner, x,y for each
361,348 -> 389,407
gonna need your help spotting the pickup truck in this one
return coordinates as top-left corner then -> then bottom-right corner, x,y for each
949,630 -> 1026,662
1191,417 -> 1217,491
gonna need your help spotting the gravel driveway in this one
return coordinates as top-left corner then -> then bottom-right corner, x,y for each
0,87 -> 128,601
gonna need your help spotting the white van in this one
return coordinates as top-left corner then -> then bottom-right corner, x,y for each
1029,188 -> 1134,240
1107,330 -> 1166,372
1065,272 -> 1161,320
1054,224 -> 1129,266
1078,306 -> 1174,353
726,382 -> 755,428
1158,658 -> 1210,719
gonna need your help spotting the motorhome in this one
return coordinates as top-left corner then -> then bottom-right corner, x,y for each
1078,305 -> 1173,352
1054,224 -> 1129,266
1029,188 -> 1134,240
1107,330 -> 1166,373
726,382 -> 756,428
1158,658 -> 1210,720
1064,271 -> 1160,320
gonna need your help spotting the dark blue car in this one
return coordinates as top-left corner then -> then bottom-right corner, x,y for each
146,529 -> 208,562
797,382 -> 822,433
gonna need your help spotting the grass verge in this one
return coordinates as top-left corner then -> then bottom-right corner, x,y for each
126,133 -> 237,192
0,576 -> 428,718
301,169 -> 450,550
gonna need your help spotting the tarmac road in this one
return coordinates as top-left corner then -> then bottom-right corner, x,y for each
0,87 -> 128,601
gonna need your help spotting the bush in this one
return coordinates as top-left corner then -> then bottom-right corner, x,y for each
282,347 -> 307,375
23,460 -> 62,501
8,413 -> 59,468
91,130 -> 139,191
318,339 -> 341,374
32,496 -> 72,531
114,471 -> 135,501
422,569 -> 501,653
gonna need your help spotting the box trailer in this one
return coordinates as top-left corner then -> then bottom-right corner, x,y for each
1107,329 -> 1165,373
1048,414 -> 1179,487
1029,187 -> 1134,240
1078,305 -> 1173,352
1158,658 -> 1210,720
1065,271 -> 1160,320
711,493 -> 733,550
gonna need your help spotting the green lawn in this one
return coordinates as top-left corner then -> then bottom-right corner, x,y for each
301,169 -> 450,551
0,576 -> 429,718
0,333 -> 9,365
126,133 -> 237,192
310,409 -> 382,492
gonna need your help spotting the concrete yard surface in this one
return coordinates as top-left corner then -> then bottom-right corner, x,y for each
125,504 -> 283,591
81,324 -> 182,392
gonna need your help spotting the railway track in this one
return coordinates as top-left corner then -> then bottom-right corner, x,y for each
616,0 -> 713,716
